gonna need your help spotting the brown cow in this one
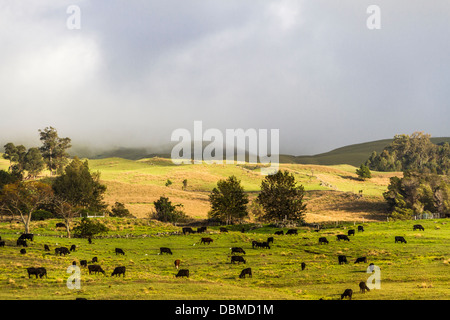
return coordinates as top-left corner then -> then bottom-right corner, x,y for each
174,259 -> 181,269
200,237 -> 213,245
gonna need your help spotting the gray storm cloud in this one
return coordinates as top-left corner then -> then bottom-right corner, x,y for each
0,0 -> 449,155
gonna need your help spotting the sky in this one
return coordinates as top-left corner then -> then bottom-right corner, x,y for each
0,0 -> 449,156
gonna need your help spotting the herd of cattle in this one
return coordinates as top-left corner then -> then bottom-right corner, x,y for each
0,222 -> 427,299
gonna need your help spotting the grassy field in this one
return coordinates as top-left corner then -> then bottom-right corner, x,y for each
0,218 -> 448,300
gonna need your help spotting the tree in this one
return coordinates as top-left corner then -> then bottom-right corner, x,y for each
0,170 -> 21,191
72,217 -> 109,239
208,176 -> 249,225
23,147 -> 45,179
52,157 -> 107,212
52,197 -> 78,238
356,164 -> 372,180
0,181 -> 53,233
152,196 -> 187,223
109,202 -> 132,217
3,143 -> 18,171
257,170 -> 307,223
39,126 -> 72,175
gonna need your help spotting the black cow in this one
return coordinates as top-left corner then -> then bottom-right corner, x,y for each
252,241 -> 260,249
359,281 -> 370,293
19,233 -> 34,241
88,265 -> 105,275
176,269 -> 189,278
267,237 -> 274,244
395,236 -> 407,244
20,248 -> 26,254
27,267 -> 47,279
274,231 -> 284,235
160,247 -> 173,255
231,256 -> 246,264
111,266 -> 126,277
16,239 -> 27,247
337,234 -> 350,241
338,255 -> 348,265
200,237 -> 213,245
182,227 -> 195,235
44,244 -> 50,251
318,237 -> 329,245
358,226 -> 364,232
239,268 -> 252,279
92,257 -> 98,263
231,247 -> 246,255
56,222 -> 66,228
70,245 -> 76,252
355,257 -> 367,264
72,261 -> 77,266
220,227 -> 228,233
197,227 -> 207,233
115,248 -> 125,255
413,224 -> 425,231
55,247 -> 70,256
286,229 -> 298,235
80,260 -> 88,267
348,229 -> 355,236
341,289 -> 353,300
301,262 -> 306,271
0,240 -> 5,247
260,241 -> 270,249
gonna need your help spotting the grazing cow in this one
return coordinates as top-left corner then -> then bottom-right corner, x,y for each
20,248 -> 26,254
55,247 -> 70,256
72,261 -> 77,266
338,255 -> 348,265
260,241 -> 270,249
80,260 -> 88,267
341,289 -> 353,300
16,239 -> 27,247
70,245 -> 76,252
115,248 -> 125,255
359,281 -> 370,293
355,257 -> 367,264
27,267 -> 39,279
160,247 -> 173,255
88,265 -> 105,275
267,237 -> 274,244
348,229 -> 355,236
231,256 -> 246,264
27,267 -> 47,279
395,236 -> 407,244
175,269 -> 189,278
182,227 -> 195,235
36,267 -> 47,278
44,244 -> 50,251
174,259 -> 181,269
274,231 -> 284,235
88,238 -> 92,244
318,237 -> 329,245
92,257 -> 98,263
337,234 -> 350,241
252,241 -> 260,249
19,233 -> 34,241
231,247 -> 246,255
286,229 -> 298,235
200,237 -> 213,245
413,224 -> 425,231
56,222 -> 66,228
197,227 -> 207,233
0,241 -> 5,247
301,262 -> 306,271
220,227 -> 228,233
239,268 -> 252,279
358,226 -> 364,232
111,266 -> 126,277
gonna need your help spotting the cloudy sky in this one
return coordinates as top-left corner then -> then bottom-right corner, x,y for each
1,0 -> 449,155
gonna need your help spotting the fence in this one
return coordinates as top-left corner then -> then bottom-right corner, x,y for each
413,213 -> 441,220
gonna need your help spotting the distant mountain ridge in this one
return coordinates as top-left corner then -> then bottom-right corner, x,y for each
70,137 -> 450,167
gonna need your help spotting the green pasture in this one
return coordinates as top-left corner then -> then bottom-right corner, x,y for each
0,218 -> 448,300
